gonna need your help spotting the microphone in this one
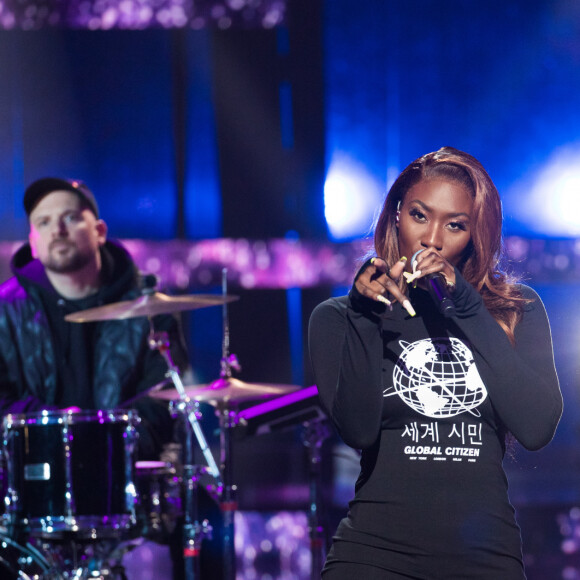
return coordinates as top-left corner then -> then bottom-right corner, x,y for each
425,273 -> 456,318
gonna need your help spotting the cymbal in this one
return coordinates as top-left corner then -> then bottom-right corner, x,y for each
150,377 -> 301,405
65,292 -> 239,322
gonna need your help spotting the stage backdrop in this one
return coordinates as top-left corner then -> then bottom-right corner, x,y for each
1,1 -> 580,577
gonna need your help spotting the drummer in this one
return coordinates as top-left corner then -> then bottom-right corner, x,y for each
0,177 -> 189,460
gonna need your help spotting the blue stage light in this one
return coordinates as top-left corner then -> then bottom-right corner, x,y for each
506,144 -> 580,237
323,154 -> 384,241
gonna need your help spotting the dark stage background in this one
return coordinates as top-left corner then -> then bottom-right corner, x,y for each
1,1 -> 580,578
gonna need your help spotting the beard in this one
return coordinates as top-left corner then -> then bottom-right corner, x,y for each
42,241 -> 94,274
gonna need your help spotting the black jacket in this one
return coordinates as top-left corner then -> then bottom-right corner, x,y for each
0,240 -> 188,457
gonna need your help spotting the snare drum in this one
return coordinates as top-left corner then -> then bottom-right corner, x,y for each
2,409 -> 140,539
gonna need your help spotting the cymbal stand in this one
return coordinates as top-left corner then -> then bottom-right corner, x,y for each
148,326 -> 222,580
302,419 -> 331,580
218,268 -> 238,580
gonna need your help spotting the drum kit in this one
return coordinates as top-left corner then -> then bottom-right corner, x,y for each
0,279 -> 307,579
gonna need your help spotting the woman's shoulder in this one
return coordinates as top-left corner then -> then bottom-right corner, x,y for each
515,283 -> 539,298
310,294 -> 350,322
513,283 -> 546,315
512,282 -> 543,302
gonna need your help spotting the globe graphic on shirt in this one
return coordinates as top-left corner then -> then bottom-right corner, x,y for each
387,337 -> 488,418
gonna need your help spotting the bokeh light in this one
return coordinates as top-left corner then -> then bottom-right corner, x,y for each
323,153 -> 384,241
0,0 -> 286,29
505,143 -> 580,237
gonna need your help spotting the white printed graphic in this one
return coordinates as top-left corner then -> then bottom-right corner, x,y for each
385,338 -> 488,418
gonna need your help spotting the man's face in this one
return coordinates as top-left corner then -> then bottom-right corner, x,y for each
28,190 -> 107,274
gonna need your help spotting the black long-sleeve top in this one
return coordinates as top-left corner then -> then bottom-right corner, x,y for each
309,271 -> 562,579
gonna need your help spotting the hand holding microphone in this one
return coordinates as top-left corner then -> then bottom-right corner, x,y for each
356,250 -> 456,318
424,272 -> 456,317
407,249 -> 457,318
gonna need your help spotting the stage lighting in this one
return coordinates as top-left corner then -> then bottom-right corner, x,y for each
506,144 -> 580,237
324,154 -> 384,241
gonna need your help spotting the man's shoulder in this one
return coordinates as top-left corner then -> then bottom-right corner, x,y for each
0,276 -> 29,303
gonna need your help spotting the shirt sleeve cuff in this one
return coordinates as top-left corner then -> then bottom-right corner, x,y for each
450,268 -> 484,317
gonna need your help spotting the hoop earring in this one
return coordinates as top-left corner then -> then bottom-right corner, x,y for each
396,201 -> 401,225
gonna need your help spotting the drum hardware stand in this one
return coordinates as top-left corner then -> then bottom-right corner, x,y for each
0,530 -> 56,578
144,270 -> 296,580
148,329 -> 221,486
182,464 -> 213,580
33,536 -> 129,579
214,400 -> 238,580
148,324 -> 222,580
302,418 -> 331,580
216,268 -> 240,580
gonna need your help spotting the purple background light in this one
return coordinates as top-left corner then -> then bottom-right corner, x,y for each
0,0 -> 286,30
234,511 -> 311,580
2,238 -> 579,291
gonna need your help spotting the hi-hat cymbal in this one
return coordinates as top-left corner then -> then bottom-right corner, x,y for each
65,292 -> 239,322
150,377 -> 301,405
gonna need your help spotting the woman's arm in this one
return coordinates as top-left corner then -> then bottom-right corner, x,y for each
308,291 -> 387,450
451,275 -> 562,450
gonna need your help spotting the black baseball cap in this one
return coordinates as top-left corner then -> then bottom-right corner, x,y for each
24,177 -> 99,218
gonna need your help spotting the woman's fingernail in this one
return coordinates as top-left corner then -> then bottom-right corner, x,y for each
400,256 -> 407,262
403,271 -> 421,283
370,257 -> 376,264
377,295 -> 392,307
402,299 -> 416,317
